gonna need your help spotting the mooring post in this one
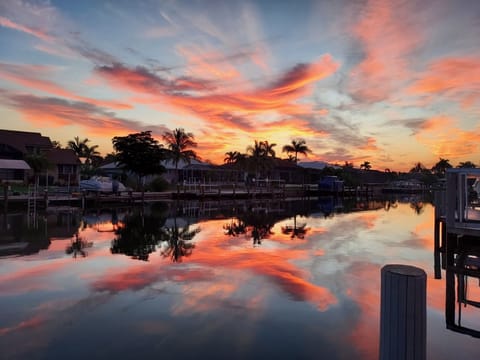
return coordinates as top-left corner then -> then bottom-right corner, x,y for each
379,264 -> 426,360
3,182 -> 8,214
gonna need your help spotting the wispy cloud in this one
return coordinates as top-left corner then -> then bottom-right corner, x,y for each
0,15 -> 53,42
409,56 -> 480,108
0,62 -> 131,110
0,92 -> 169,137
348,0 -> 421,103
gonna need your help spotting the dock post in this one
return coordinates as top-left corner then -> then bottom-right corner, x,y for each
3,183 -> 8,213
434,218 -> 441,279
379,264 -> 426,360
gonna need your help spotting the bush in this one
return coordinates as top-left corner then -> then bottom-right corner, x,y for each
146,176 -> 170,192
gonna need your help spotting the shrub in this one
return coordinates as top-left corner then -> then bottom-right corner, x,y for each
147,176 -> 170,192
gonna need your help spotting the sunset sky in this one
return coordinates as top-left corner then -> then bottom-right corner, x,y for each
1,0 -> 479,171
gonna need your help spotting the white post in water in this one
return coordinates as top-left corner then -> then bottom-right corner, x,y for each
379,264 -> 426,360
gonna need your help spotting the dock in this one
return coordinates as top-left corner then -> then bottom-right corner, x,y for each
433,168 -> 480,338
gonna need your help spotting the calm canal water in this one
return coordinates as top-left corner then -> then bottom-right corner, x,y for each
0,197 -> 479,360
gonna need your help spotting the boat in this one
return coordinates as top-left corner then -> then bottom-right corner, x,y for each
79,176 -> 128,194
318,176 -> 344,194
382,180 -> 425,194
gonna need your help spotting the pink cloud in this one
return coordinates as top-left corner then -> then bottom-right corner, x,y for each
348,0 -> 421,102
409,56 -> 480,108
0,15 -> 53,42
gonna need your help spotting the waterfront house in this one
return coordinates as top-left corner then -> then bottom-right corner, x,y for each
0,129 -> 52,183
0,129 -> 81,185
46,148 -> 81,186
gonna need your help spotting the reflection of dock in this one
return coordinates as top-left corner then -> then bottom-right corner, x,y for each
434,169 -> 480,337
444,244 -> 480,338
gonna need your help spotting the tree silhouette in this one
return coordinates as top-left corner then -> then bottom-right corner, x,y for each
67,137 -> 90,158
410,162 -> 426,174
431,158 -> 452,177
360,161 -> 371,171
246,140 -> 276,179
282,139 -> 312,163
224,151 -> 241,164
457,161 -> 477,168
112,131 -> 166,194
162,128 -> 199,179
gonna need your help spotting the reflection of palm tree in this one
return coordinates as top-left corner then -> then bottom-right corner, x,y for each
225,209 -> 276,246
223,218 -> 247,236
384,200 -> 398,211
410,201 -> 425,215
111,209 -> 167,261
281,215 -> 309,239
66,232 -> 93,258
160,217 -> 199,262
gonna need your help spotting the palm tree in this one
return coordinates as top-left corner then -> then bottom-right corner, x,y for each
246,140 -> 276,179
262,141 -> 277,158
67,136 -> 90,158
51,140 -> 62,149
83,144 -> 101,165
162,128 -> 199,175
282,139 -> 312,163
457,161 -> 477,168
431,158 -> 452,177
224,151 -> 241,164
360,161 -> 371,171
410,162 -> 426,174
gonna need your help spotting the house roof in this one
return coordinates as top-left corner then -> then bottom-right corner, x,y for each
0,129 -> 52,153
0,159 -> 31,170
46,148 -> 81,165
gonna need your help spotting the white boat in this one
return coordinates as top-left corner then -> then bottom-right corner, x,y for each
79,176 -> 128,194
473,179 -> 480,199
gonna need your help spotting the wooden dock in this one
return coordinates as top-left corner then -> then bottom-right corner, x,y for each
433,168 -> 480,338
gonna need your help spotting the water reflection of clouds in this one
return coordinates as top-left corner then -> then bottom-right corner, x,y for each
3,201 -> 479,359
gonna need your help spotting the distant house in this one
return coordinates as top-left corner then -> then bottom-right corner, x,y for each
46,148 -> 81,185
0,129 -> 81,185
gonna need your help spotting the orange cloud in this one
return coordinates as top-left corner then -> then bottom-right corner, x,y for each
96,54 -> 338,120
415,116 -> 480,159
409,56 -> 480,108
92,55 -> 338,162
358,137 -> 378,152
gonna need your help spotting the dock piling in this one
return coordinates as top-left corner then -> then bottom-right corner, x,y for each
379,264 -> 426,360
